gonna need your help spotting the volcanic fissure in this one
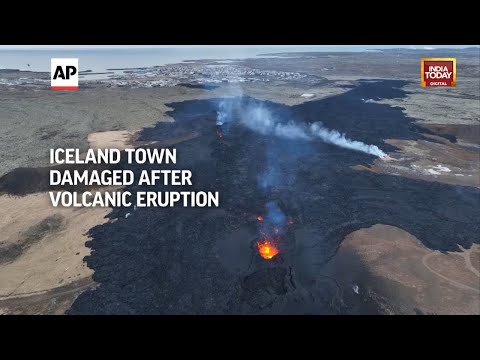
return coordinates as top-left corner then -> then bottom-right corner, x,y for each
55,79 -> 479,314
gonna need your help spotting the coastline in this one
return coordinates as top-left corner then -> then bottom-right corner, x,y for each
0,49 -> 478,314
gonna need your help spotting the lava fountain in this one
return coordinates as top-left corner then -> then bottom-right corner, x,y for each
257,239 -> 280,259
255,201 -> 291,260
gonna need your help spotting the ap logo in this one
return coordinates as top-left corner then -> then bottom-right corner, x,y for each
51,58 -> 79,90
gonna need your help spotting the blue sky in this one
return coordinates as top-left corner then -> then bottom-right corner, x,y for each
0,45 -> 476,50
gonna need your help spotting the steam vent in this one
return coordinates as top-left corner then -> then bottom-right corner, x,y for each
1,47 -> 478,315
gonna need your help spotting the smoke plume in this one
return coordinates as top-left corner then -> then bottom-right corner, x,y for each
214,85 -> 244,135
310,122 -> 386,157
235,102 -> 386,157
216,99 -> 234,125
264,201 -> 287,231
259,201 -> 288,239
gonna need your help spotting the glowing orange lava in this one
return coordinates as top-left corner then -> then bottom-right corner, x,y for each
257,240 -> 279,260
257,215 -> 264,221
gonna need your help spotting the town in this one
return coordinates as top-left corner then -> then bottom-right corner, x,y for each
0,61 -> 321,89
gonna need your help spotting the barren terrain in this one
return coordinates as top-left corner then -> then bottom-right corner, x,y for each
0,48 -> 478,314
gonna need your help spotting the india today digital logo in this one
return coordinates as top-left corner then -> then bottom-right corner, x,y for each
421,58 -> 456,87
51,58 -> 78,90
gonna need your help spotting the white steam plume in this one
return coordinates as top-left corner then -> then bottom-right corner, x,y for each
239,103 -> 386,158
310,122 -> 386,157
241,106 -> 311,140
275,122 -> 311,140
215,84 -> 245,126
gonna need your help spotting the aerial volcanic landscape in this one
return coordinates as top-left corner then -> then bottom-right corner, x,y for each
0,49 -> 479,314
67,80 -> 479,314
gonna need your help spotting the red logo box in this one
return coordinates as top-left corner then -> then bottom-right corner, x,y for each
421,58 -> 456,87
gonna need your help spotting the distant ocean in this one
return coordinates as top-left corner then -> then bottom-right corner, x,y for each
0,46 -> 390,73
1,45 -> 473,75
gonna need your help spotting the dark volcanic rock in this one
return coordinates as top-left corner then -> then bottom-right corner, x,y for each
66,80 -> 480,314
178,83 -> 220,90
